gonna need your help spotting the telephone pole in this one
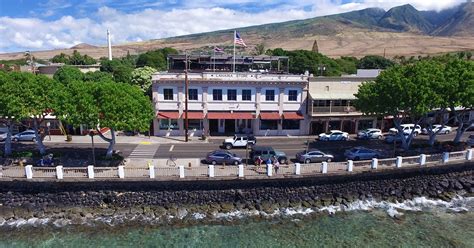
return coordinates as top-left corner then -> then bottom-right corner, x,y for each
184,52 -> 189,142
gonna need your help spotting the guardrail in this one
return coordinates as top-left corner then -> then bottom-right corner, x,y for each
1,149 -> 472,180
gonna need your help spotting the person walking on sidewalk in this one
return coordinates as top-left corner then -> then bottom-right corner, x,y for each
272,156 -> 280,174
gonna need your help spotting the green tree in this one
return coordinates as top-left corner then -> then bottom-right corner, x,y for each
335,56 -> 358,75
131,66 -> 157,94
83,71 -> 114,83
253,43 -> 265,55
136,48 -> 177,70
3,72 -> 65,155
53,66 -> 84,84
112,65 -> 133,84
439,59 -> 474,143
0,71 -> 19,156
354,61 -> 443,150
51,53 -> 69,64
357,55 -> 394,69
56,81 -> 154,158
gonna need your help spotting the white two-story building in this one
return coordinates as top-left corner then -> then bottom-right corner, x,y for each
152,72 -> 309,137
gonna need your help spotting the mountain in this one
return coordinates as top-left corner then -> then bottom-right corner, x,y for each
432,2 -> 474,36
0,3 -> 473,61
377,4 -> 434,33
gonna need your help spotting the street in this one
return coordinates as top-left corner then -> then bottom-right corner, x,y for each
1,130 -> 472,164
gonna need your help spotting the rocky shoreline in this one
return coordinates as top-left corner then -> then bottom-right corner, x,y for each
0,162 -> 472,224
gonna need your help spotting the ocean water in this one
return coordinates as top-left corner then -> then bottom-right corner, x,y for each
1,196 -> 473,247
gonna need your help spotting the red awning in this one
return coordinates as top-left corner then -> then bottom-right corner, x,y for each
207,112 -> 255,119
184,112 -> 204,119
157,111 -> 180,119
283,112 -> 304,120
260,112 -> 281,120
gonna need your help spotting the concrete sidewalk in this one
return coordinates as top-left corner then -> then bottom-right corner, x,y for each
43,134 -> 317,145
43,135 -> 208,144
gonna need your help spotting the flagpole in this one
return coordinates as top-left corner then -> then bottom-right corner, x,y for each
233,30 -> 236,73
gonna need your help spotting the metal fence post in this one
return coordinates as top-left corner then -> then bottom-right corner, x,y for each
56,166 -> 63,180
347,160 -> 353,172
149,165 -> 155,179
419,154 -> 426,166
442,152 -> 450,164
118,165 -> 125,178
396,156 -> 402,168
179,165 -> 185,178
371,158 -> 378,169
321,162 -> 328,174
267,164 -> 273,177
208,165 -> 215,178
238,164 -> 244,178
87,165 -> 94,179
295,163 -> 301,175
466,149 -> 473,161
25,165 -> 33,179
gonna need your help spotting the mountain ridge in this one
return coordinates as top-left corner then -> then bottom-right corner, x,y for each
0,3 -> 473,61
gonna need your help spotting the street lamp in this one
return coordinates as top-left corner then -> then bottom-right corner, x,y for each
317,65 -> 326,76
89,131 -> 96,166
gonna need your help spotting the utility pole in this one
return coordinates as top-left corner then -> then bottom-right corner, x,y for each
184,52 -> 189,142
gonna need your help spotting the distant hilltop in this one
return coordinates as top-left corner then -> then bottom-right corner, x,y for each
0,2 -> 473,61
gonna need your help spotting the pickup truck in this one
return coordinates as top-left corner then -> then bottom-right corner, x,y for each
223,135 -> 257,149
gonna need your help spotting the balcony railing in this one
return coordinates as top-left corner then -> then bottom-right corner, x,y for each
312,106 -> 357,113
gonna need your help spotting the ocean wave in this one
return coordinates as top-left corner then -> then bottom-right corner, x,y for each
0,195 -> 472,228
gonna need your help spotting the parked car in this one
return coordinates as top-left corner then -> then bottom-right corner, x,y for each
205,150 -> 242,165
389,124 -> 422,136
222,135 -> 257,149
467,135 -> 474,147
318,130 -> 349,141
12,130 -> 38,142
421,125 -> 452,135
357,128 -> 383,140
384,133 -> 410,144
250,146 -> 288,164
344,147 -> 381,161
0,131 -> 7,142
296,150 -> 334,164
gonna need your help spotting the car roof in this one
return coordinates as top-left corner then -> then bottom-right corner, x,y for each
251,146 -> 274,151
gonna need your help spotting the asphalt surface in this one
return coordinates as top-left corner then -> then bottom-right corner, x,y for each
1,131 -> 472,163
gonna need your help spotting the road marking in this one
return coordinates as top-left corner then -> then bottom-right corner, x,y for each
128,144 -> 159,159
169,145 -> 174,152
139,141 -> 152,145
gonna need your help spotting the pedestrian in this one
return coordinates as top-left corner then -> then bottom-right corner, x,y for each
255,156 -> 262,168
272,156 -> 280,174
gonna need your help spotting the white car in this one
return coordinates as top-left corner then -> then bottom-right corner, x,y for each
0,131 -> 7,142
318,130 -> 349,141
467,135 -> 474,147
357,128 -> 383,139
389,124 -> 421,136
421,125 -> 452,135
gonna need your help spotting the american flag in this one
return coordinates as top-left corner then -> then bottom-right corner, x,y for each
213,46 -> 224,53
234,32 -> 247,47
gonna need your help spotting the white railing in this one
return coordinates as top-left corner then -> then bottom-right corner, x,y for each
0,149 -> 472,180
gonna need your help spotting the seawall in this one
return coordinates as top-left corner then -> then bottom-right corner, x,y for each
0,162 -> 472,221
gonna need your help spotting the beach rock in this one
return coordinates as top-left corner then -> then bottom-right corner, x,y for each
0,207 -> 15,219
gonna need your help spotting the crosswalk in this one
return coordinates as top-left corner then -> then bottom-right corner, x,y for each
128,143 -> 159,159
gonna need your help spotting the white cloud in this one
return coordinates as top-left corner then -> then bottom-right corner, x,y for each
0,0 -> 468,53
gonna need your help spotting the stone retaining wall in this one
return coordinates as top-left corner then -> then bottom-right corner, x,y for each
0,162 -> 472,221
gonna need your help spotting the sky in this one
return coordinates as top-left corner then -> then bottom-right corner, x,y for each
0,0 -> 468,53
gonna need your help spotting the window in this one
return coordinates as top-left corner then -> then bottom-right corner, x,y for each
242,89 -> 252,101
282,120 -> 300,130
260,120 -> 278,130
163,88 -> 174,100
288,90 -> 298,101
213,89 -> 222,101
159,119 -> 178,130
313,100 -> 330,107
265,90 -> 275,101
227,89 -> 237,101
188,119 -> 202,130
188,89 -> 198,101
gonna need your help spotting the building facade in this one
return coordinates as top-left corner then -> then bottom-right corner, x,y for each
152,72 -> 309,137
308,73 -> 379,134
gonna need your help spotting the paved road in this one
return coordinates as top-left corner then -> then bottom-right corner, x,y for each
1,131 -> 472,163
